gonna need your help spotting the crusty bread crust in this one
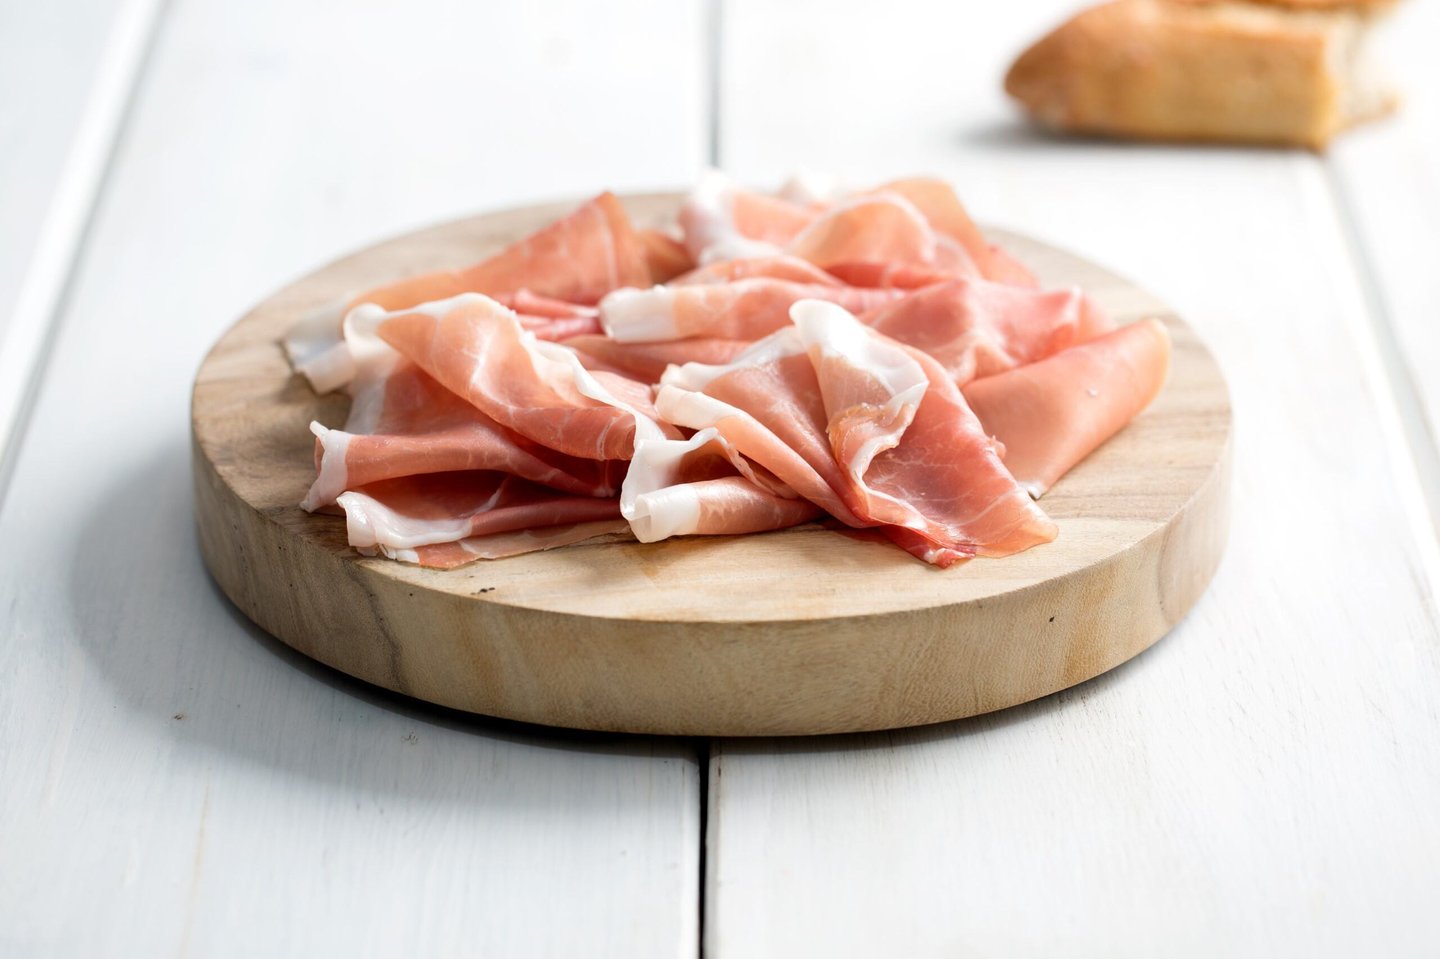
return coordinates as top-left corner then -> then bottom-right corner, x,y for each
1004,0 -> 1398,149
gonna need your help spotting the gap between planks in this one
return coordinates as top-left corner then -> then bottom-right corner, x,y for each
704,0 -> 724,168
1320,157 -> 1440,600
0,0 -> 170,508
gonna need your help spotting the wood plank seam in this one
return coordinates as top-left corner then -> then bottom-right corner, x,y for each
705,0 -> 724,168
1319,157 -> 1440,594
0,0 -> 169,508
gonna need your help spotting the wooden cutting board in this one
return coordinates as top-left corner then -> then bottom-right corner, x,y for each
191,194 -> 1231,737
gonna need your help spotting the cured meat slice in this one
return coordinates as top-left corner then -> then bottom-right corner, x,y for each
600,279 -> 901,342
338,472 -> 623,557
862,278 -> 1112,385
388,520 -> 633,569
302,360 -> 624,511
671,254 -> 842,287
491,290 -> 603,341
822,262 -> 956,290
656,302 -> 1057,564
638,228 -> 695,284
363,292 -> 673,460
793,301 -> 1057,563
678,170 -> 820,263
963,318 -> 1172,497
284,194 -> 647,391
621,428 -> 820,541
871,177 -> 1038,287
657,330 -> 867,526
563,335 -> 751,383
346,192 -> 650,311
786,194 -> 937,272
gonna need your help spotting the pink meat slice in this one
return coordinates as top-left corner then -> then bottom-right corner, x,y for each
862,278 -> 1113,385
621,427 -> 820,541
657,331 -> 868,526
671,255 -> 842,287
302,360 -> 625,511
786,194 -> 938,272
337,472 -> 624,558
871,177 -> 1039,287
345,192 -> 651,312
793,301 -> 1056,564
490,291 -> 604,341
564,335 -> 751,383
822,262 -> 956,290
963,318 -> 1172,497
638,228 -> 695,284
366,292 -> 674,461
655,303 -> 1057,564
678,171 -> 820,262
600,278 -> 902,342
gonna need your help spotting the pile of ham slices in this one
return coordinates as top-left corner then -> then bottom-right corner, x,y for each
283,172 -> 1171,570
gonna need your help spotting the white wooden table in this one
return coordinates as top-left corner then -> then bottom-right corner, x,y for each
3,2 -> 1437,955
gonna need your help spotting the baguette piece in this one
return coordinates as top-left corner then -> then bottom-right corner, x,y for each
1004,0 -> 1399,149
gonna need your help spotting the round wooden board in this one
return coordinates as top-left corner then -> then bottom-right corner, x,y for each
192,194 -> 1232,737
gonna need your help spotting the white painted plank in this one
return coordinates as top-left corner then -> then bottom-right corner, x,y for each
1328,1 -> 1440,536
711,3 -> 1440,956
0,0 -> 158,480
0,0 -> 707,956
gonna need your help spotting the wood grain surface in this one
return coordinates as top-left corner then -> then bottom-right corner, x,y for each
191,195 -> 1231,736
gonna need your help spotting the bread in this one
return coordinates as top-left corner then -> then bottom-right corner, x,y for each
1004,0 -> 1399,149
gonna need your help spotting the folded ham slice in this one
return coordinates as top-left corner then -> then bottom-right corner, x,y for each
870,177 -> 1039,287
654,301 -> 1057,564
621,428 -> 820,541
338,471 -> 623,560
302,360 -> 624,511
600,279 -> 902,342
678,169 -> 820,263
347,192 -> 650,312
564,335 -> 751,383
285,193 -> 649,393
638,228 -> 694,284
964,318 -> 1172,497
793,301 -> 1057,563
862,278 -> 1112,385
362,292 -> 674,461
787,194 -> 938,273
671,254 -> 841,287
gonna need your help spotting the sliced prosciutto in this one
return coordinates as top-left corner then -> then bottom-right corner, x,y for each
658,329 -> 869,526
338,471 -> 623,560
638,228 -> 695,284
600,278 -> 902,342
302,360 -> 623,511
862,277 -> 1112,385
655,301 -> 1056,564
787,194 -> 938,272
363,292 -> 673,461
283,170 -> 1170,569
678,170 -> 820,263
348,191 -> 650,312
491,290 -> 602,341
621,428 -> 821,541
671,254 -> 841,287
285,193 -> 649,392
870,177 -> 1038,287
792,301 -> 1056,563
964,318 -> 1172,497
564,335 -> 751,382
